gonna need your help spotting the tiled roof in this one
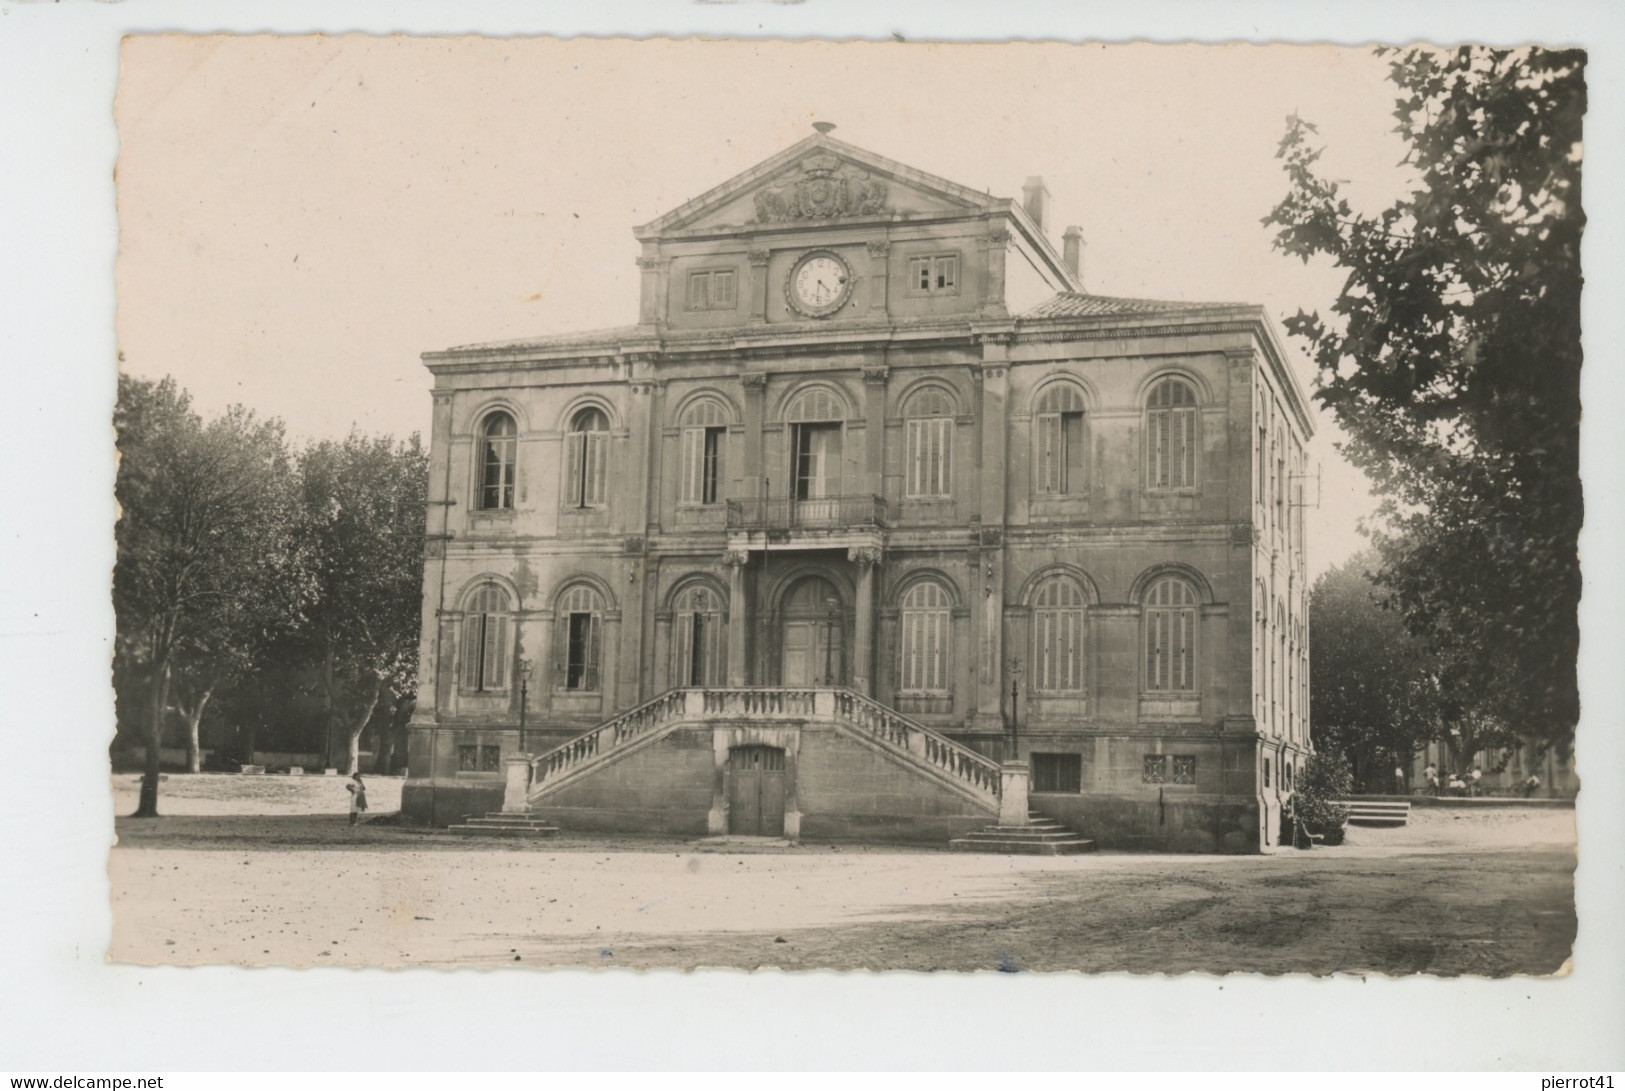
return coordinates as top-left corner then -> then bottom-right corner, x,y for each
1022,293 -> 1250,319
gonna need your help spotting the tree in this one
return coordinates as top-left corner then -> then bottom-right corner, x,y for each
1266,47 -> 1584,743
114,377 -> 300,813
296,432 -> 428,774
1309,553 -> 1440,790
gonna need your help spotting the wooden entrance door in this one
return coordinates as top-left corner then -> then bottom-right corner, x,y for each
727,746 -> 786,836
781,619 -> 843,686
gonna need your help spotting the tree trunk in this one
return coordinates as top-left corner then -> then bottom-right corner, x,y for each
343,674 -> 383,776
182,685 -> 214,774
134,662 -> 169,818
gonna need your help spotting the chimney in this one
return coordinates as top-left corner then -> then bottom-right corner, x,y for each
1022,176 -> 1051,233
1062,225 -> 1084,284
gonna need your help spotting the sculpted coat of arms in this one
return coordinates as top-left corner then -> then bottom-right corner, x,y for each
752,154 -> 889,221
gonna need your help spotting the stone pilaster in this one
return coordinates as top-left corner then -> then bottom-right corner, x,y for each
862,364 -> 888,497
865,239 -> 890,315
849,546 -> 882,696
725,549 -> 750,686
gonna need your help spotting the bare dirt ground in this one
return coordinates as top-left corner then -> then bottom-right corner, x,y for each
108,775 -> 1576,975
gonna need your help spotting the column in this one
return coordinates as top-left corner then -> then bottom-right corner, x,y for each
862,364 -> 888,498
725,549 -> 750,686
976,351 -> 1011,724
849,547 -> 881,697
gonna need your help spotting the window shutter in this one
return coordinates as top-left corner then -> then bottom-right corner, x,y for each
934,418 -> 952,495
906,420 -> 923,497
565,433 -> 584,508
675,611 -> 695,686
1169,408 -> 1186,488
556,613 -> 571,687
1062,412 -> 1085,494
1063,609 -> 1080,691
1176,610 -> 1192,690
680,428 -> 702,503
1037,414 -> 1060,493
461,615 -> 483,690
585,614 -> 602,691
1147,612 -> 1163,690
486,614 -> 509,690
927,612 -> 945,690
585,432 -> 608,506
1180,408 -> 1196,486
1151,410 -> 1168,488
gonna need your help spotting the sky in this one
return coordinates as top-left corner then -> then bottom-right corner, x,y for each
113,36 -> 1417,576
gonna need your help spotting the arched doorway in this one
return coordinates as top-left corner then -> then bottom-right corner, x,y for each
779,575 -> 844,686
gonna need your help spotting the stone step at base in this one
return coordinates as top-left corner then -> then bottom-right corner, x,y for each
463,814 -> 559,827
949,835 -> 1096,855
960,827 -> 1078,841
447,822 -> 561,838
1347,817 -> 1409,827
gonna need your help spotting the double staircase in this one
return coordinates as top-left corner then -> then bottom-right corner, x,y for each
486,685 -> 1089,851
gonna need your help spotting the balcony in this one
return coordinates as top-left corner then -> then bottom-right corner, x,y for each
725,494 -> 888,553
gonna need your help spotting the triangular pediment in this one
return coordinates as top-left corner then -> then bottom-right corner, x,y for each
635,133 -> 1003,239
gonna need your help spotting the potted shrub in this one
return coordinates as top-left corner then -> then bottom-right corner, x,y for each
1293,750 -> 1354,846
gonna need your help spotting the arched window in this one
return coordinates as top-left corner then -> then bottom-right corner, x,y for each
1031,576 -> 1086,694
479,412 -> 517,510
1034,383 -> 1086,495
899,581 -> 951,694
1144,577 -> 1197,692
673,583 -> 726,687
460,584 -> 511,692
564,407 -> 610,509
678,398 -> 730,506
1146,378 -> 1198,489
904,387 -> 954,498
556,584 -> 604,692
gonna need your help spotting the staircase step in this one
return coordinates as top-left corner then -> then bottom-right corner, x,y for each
465,814 -> 558,827
448,823 -> 560,838
950,835 -> 1096,855
961,827 -> 1078,841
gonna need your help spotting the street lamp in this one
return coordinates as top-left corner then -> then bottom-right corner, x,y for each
1004,656 -> 1025,762
518,661 -> 532,753
824,596 -> 839,686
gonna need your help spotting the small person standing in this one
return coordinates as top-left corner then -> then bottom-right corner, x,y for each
346,772 -> 369,826
1425,762 -> 1440,796
1394,762 -> 1407,794
1469,765 -> 1484,797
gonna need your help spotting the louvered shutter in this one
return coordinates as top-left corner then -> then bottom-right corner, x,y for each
585,614 -> 601,691
556,612 -> 572,687
1147,611 -> 1164,690
1179,407 -> 1196,486
1175,609 -> 1192,690
1037,414 -> 1060,493
1169,407 -> 1186,488
485,614 -> 509,690
934,418 -> 952,495
906,420 -> 923,497
1062,413 -> 1084,493
675,610 -> 695,685
461,615 -> 483,690
584,432 -> 608,506
680,428 -> 703,503
564,433 -> 584,508
1151,409 -> 1169,487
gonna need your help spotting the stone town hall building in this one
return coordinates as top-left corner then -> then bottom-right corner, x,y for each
402,127 -> 1314,852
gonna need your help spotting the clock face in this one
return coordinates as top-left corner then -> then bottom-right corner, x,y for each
789,252 -> 851,316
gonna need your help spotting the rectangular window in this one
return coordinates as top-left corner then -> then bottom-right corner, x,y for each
565,612 -> 601,691
457,745 -> 478,772
460,613 -> 510,692
1264,758 -> 1272,789
687,269 -> 737,311
680,426 -> 726,505
1037,411 -> 1086,494
899,609 -> 950,693
1031,752 -> 1082,794
794,423 -> 841,500
480,745 -> 501,773
1146,608 -> 1195,692
1142,755 -> 1167,784
905,417 -> 952,498
907,253 -> 960,294
1171,756 -> 1197,785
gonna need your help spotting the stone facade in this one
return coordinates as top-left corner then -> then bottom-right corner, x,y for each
402,129 -> 1314,851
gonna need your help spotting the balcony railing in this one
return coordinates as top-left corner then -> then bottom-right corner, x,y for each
726,494 -> 888,531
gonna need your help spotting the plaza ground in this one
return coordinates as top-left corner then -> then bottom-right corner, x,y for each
108,774 -> 1576,975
